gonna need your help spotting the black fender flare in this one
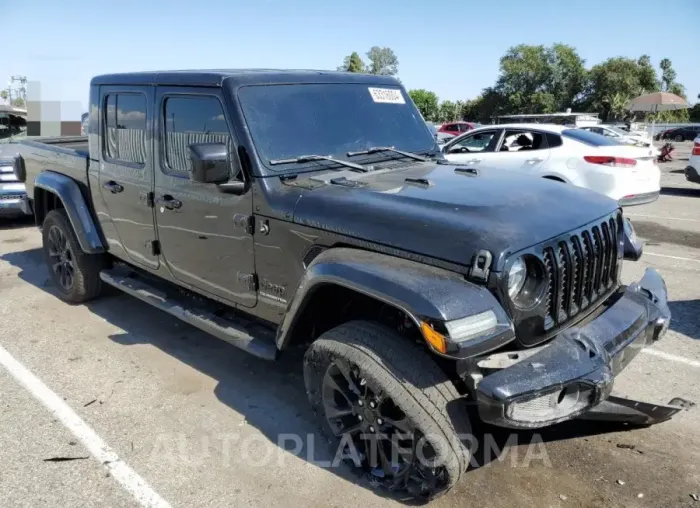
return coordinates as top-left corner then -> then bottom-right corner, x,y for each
276,247 -> 512,354
34,171 -> 105,254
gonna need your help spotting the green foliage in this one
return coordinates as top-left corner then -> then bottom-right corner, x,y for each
337,52 -> 366,73
366,46 -> 399,76
0,90 -> 7,101
408,89 -> 439,121
438,100 -> 461,123
12,97 -> 24,108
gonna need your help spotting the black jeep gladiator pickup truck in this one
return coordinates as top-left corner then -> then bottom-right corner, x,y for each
10,70 -> 683,500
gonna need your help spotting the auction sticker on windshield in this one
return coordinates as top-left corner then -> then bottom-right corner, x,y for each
368,87 -> 405,104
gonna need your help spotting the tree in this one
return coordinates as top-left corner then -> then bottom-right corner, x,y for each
366,46 -> 398,76
408,89 -> 438,121
337,52 -> 366,73
582,57 -> 651,121
438,100 -> 461,123
659,58 -> 677,92
637,55 -> 659,92
492,43 -> 587,114
12,97 -> 25,108
0,90 -> 7,103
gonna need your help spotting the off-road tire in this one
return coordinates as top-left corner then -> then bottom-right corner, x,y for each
303,320 -> 471,501
42,209 -> 104,303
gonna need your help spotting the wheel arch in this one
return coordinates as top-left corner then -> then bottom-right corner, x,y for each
276,247 -> 493,352
33,171 -> 105,254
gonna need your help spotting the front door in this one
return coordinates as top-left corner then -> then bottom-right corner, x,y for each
98,86 -> 158,269
153,86 -> 257,308
443,128 -> 502,169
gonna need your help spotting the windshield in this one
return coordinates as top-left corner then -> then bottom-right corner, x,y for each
562,129 -> 623,147
238,83 -> 435,171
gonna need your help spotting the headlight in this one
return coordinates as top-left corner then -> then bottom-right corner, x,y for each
507,257 -> 527,299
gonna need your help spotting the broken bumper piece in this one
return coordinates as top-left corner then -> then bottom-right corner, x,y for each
475,268 -> 682,429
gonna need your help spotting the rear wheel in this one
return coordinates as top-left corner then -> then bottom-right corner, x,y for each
42,209 -> 104,303
303,321 -> 471,501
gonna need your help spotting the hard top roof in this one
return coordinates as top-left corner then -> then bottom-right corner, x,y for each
90,69 -> 400,88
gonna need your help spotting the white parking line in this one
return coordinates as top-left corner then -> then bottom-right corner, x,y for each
627,213 -> 700,223
644,252 -> 700,263
642,348 -> 700,368
0,343 -> 172,508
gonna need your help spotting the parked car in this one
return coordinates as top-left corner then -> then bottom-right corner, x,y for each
438,121 -> 475,136
11,69 -> 682,500
686,136 -> 700,184
655,125 -> 700,142
580,124 -> 659,157
442,123 -> 661,206
426,121 -> 455,146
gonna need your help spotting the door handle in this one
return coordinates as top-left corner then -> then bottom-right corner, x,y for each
467,158 -> 482,164
103,181 -> 124,194
156,195 -> 182,210
526,157 -> 544,163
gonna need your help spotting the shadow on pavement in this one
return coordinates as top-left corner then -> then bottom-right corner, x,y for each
668,300 -> 700,340
0,216 -> 35,231
660,187 -> 700,198
0,246 -> 646,504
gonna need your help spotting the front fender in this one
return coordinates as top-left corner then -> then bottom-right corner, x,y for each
34,171 -> 105,254
276,247 -> 514,357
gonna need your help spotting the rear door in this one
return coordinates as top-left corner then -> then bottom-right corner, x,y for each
153,86 -> 256,308
97,86 -> 159,269
485,128 -> 551,175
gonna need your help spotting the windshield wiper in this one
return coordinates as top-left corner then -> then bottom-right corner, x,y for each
346,146 -> 429,162
269,154 -> 371,172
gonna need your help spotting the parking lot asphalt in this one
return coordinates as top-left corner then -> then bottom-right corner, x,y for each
0,143 -> 699,508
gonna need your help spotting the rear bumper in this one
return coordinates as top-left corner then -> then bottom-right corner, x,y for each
685,166 -> 700,184
476,268 -> 673,429
619,191 -> 660,206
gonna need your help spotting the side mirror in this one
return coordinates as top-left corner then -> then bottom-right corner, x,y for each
622,218 -> 643,261
188,143 -> 231,184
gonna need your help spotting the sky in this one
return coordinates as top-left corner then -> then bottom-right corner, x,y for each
2,0 -> 698,119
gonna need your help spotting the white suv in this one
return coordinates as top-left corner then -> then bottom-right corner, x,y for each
687,136 -> 700,185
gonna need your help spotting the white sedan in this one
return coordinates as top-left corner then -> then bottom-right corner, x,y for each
441,123 -> 661,206
579,124 -> 660,157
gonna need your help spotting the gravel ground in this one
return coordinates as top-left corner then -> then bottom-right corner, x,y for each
0,144 -> 698,507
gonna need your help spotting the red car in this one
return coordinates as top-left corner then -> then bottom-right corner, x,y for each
438,121 -> 476,135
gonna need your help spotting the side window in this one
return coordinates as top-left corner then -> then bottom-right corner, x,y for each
546,133 -> 563,148
448,130 -> 498,153
446,124 -> 458,132
500,130 -> 547,152
162,95 -> 231,177
103,93 -> 147,165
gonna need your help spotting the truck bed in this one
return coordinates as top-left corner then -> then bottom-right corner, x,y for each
18,136 -> 90,193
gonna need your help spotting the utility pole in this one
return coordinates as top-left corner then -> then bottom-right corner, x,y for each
7,75 -> 27,108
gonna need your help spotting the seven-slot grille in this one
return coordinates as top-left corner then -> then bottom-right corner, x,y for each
541,214 -> 621,330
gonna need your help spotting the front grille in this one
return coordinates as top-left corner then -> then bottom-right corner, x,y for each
541,214 -> 621,331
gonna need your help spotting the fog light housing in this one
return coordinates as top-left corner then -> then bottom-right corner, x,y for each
505,384 -> 596,425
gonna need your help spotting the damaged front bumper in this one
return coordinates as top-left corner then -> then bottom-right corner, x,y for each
474,268 -> 685,429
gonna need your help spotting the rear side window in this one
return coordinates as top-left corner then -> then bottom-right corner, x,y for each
103,93 -> 147,165
562,128 -> 621,146
546,132 -> 563,148
162,95 -> 231,176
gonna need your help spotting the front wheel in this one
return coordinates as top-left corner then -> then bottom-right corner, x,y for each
674,134 -> 684,142
42,209 -> 105,303
303,321 -> 471,501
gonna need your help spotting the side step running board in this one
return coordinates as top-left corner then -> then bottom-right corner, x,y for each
100,268 -> 277,361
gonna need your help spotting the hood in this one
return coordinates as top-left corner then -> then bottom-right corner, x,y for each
291,162 -> 619,271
